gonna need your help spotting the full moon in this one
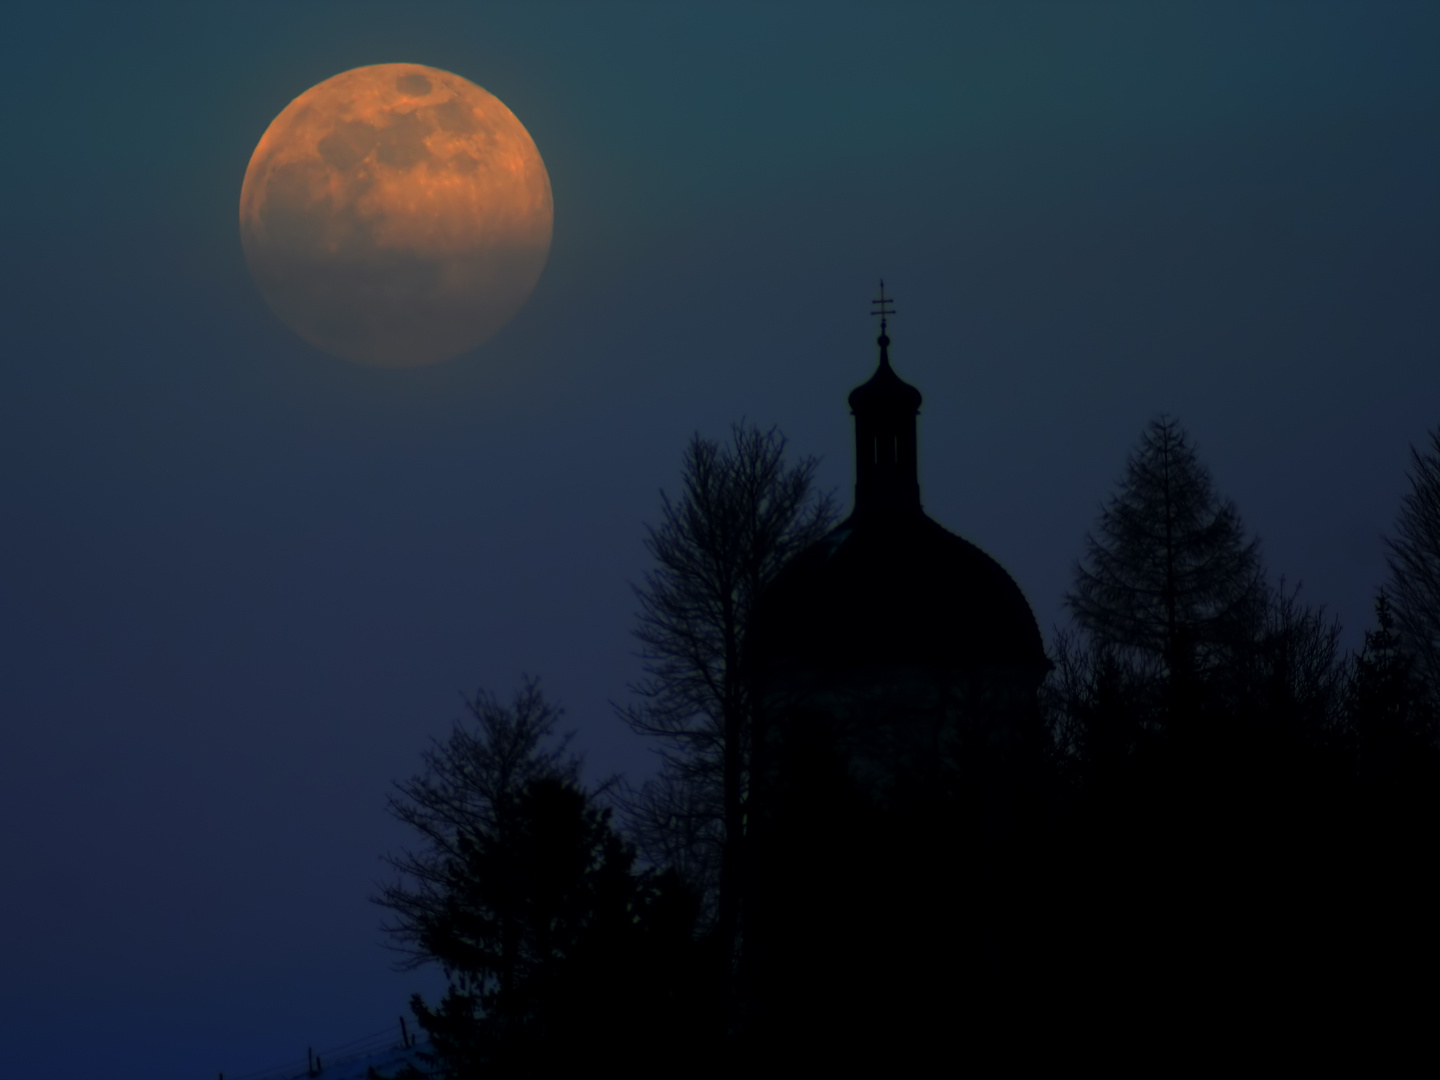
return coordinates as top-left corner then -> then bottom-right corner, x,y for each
239,64 -> 553,368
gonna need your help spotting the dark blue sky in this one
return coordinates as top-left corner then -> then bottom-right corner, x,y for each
3,4 -> 1438,1076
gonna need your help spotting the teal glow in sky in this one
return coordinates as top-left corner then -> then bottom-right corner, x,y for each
2,4 -> 1438,1076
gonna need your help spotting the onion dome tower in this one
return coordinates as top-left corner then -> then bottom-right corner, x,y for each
749,284 -> 1049,787
848,303 -> 923,519
742,289 -> 1053,1054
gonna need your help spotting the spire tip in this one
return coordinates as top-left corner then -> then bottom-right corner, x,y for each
870,280 -> 895,362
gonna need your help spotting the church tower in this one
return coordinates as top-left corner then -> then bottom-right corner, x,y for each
741,287 -> 1052,1049
848,284 -> 922,518
748,284 -> 1050,792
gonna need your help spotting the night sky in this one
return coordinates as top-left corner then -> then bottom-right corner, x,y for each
4,4 -> 1439,1076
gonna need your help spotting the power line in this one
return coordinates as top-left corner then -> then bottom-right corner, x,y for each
220,1015 -> 429,1080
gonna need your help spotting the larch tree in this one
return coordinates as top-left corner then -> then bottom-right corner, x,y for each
1067,416 -> 1265,692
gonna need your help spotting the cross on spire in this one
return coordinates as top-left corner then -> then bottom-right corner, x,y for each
870,279 -> 896,332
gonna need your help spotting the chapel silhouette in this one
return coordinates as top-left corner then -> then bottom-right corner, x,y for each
750,285 -> 1050,794
742,287 -> 1053,1057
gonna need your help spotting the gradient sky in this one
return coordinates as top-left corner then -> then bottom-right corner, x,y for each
4,3 -> 1439,1076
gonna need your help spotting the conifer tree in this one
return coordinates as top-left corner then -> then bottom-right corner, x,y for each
375,682 -> 708,1076
1350,592 -> 1432,762
375,680 -> 582,981
1067,417 -> 1265,688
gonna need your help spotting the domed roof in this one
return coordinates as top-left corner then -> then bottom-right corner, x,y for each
752,291 -> 1046,682
847,332 -> 922,417
751,510 -> 1048,676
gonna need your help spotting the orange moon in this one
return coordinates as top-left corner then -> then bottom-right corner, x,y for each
239,64 -> 553,368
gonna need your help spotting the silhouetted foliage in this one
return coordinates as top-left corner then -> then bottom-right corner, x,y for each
375,679 -> 581,975
1048,579 -> 1440,1043
1223,580 -> 1347,740
1068,416 -> 1265,695
620,423 -> 835,967
1386,428 -> 1440,700
374,398 -> 1440,1066
1336,592 -> 1440,1028
1039,423 -> 1432,1042
377,681 -> 716,1077
1046,627 -> 1164,777
1349,592 -> 1435,767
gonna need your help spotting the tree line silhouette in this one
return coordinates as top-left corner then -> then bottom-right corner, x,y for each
373,418 -> 1440,1075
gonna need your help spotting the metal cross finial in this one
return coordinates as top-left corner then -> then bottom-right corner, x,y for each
870,279 -> 896,332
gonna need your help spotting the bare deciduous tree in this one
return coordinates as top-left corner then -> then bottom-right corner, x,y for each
375,681 -> 708,1075
1386,429 -> 1440,699
620,423 -> 835,968
374,679 -> 580,981
1227,580 -> 1347,738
